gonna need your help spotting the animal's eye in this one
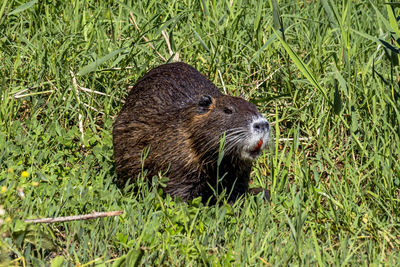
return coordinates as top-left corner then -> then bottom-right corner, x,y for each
224,107 -> 233,114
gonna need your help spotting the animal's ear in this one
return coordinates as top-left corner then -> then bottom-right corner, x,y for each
197,95 -> 213,113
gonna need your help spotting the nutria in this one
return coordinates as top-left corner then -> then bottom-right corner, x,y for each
113,62 -> 270,203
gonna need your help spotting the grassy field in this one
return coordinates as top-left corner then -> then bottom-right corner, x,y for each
1,0 -> 399,265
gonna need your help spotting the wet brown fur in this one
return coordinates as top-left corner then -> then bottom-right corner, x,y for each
113,62 -> 265,202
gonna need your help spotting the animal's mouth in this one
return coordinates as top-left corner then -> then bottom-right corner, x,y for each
238,124 -> 269,161
248,139 -> 263,158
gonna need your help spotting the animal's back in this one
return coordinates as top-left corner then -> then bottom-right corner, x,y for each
122,62 -> 222,113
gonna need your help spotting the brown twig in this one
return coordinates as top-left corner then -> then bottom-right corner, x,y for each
76,85 -> 125,103
70,68 -> 85,143
217,69 -> 226,94
278,137 -> 313,142
161,30 -> 179,62
25,210 -> 124,224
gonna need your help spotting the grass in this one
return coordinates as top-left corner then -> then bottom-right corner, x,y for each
0,0 -> 399,265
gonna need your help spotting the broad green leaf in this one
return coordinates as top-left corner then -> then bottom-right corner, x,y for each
269,0 -> 283,35
253,0 -> 263,32
386,1 -> 400,41
200,0 -> 209,17
8,0 -> 37,16
50,256 -> 65,267
126,248 -> 145,267
350,28 -> 380,43
78,48 -> 126,76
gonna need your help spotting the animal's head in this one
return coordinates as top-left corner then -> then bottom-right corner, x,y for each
188,94 -> 270,162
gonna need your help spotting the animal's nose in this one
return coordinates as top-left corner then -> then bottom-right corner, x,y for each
252,119 -> 269,133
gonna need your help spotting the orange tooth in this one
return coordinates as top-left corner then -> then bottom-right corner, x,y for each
257,139 -> 263,149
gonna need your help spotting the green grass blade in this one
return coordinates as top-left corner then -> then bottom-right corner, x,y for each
269,0 -> 284,35
249,33 -> 276,64
253,0 -> 263,32
78,48 -> 126,76
0,0 -> 8,25
7,0 -> 37,16
321,0 -> 339,28
370,1 -> 393,33
272,28 -> 330,104
386,1 -> 400,41
193,29 -> 210,52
